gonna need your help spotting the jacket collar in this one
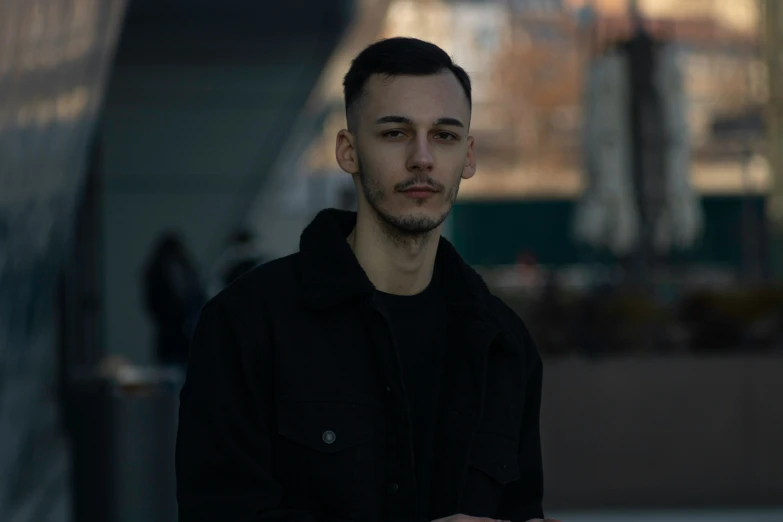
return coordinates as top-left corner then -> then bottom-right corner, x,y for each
298,208 -> 493,313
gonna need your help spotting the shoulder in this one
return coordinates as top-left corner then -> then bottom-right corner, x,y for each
456,259 -> 542,372
485,290 -> 543,375
207,252 -> 302,321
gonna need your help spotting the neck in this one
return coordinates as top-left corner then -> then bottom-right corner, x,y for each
348,208 -> 441,296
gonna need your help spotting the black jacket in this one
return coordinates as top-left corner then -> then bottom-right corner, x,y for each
176,209 -> 545,522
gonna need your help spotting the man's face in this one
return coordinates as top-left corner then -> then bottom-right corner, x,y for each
336,71 -> 476,237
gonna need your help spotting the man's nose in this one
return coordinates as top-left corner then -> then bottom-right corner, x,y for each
407,136 -> 434,172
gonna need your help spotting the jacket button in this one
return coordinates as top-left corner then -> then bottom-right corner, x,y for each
322,431 -> 336,444
387,482 -> 399,494
385,386 -> 392,394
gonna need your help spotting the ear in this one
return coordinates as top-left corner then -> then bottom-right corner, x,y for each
335,129 -> 360,175
461,135 -> 477,180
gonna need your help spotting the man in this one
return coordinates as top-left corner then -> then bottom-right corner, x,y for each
176,37 -> 557,522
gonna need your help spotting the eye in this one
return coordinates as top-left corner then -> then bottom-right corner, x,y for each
382,130 -> 406,139
434,132 -> 458,141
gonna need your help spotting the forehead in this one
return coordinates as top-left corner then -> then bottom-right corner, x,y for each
360,72 -> 470,123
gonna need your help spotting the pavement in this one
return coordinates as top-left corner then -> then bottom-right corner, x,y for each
547,509 -> 783,522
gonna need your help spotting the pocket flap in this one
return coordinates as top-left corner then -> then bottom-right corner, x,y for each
469,432 -> 520,484
277,401 -> 373,454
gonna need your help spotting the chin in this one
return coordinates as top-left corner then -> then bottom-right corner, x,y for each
381,207 -> 450,236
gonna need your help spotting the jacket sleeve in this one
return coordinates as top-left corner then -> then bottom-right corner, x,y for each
495,312 -> 545,522
176,298 -> 330,522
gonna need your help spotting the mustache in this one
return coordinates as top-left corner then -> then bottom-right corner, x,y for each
394,176 -> 444,192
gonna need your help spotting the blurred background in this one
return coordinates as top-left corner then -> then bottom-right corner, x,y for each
1,0 -> 783,521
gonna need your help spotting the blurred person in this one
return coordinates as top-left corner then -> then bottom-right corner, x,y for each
143,232 -> 206,367
177,38 -> 556,522
207,227 -> 267,296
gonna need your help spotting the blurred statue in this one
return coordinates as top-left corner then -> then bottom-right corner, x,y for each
574,5 -> 702,270
143,233 -> 206,367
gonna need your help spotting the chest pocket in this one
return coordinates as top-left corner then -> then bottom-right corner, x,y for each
460,432 -> 520,517
274,400 -> 379,516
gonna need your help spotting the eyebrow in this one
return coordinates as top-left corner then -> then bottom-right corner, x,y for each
434,117 -> 465,128
374,115 -> 465,128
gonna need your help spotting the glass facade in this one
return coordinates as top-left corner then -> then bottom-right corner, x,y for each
0,1 -> 127,520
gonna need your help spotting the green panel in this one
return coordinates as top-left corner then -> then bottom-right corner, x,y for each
450,199 -> 580,266
451,196 -> 766,270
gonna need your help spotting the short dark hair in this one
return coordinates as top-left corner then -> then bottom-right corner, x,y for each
342,37 -> 472,129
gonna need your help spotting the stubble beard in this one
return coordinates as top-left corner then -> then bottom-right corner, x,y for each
357,157 -> 461,246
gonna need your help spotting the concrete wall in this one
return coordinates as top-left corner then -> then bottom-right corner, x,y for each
541,355 -> 783,509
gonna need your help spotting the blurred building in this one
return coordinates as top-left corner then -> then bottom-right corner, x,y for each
570,0 -> 759,35
307,0 -> 768,203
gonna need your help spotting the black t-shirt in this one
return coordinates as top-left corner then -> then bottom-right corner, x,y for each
377,277 -> 447,518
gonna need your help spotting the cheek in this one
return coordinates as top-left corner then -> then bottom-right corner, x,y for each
433,146 -> 466,166
361,153 -> 400,183
377,145 -> 408,168
436,154 -> 469,182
